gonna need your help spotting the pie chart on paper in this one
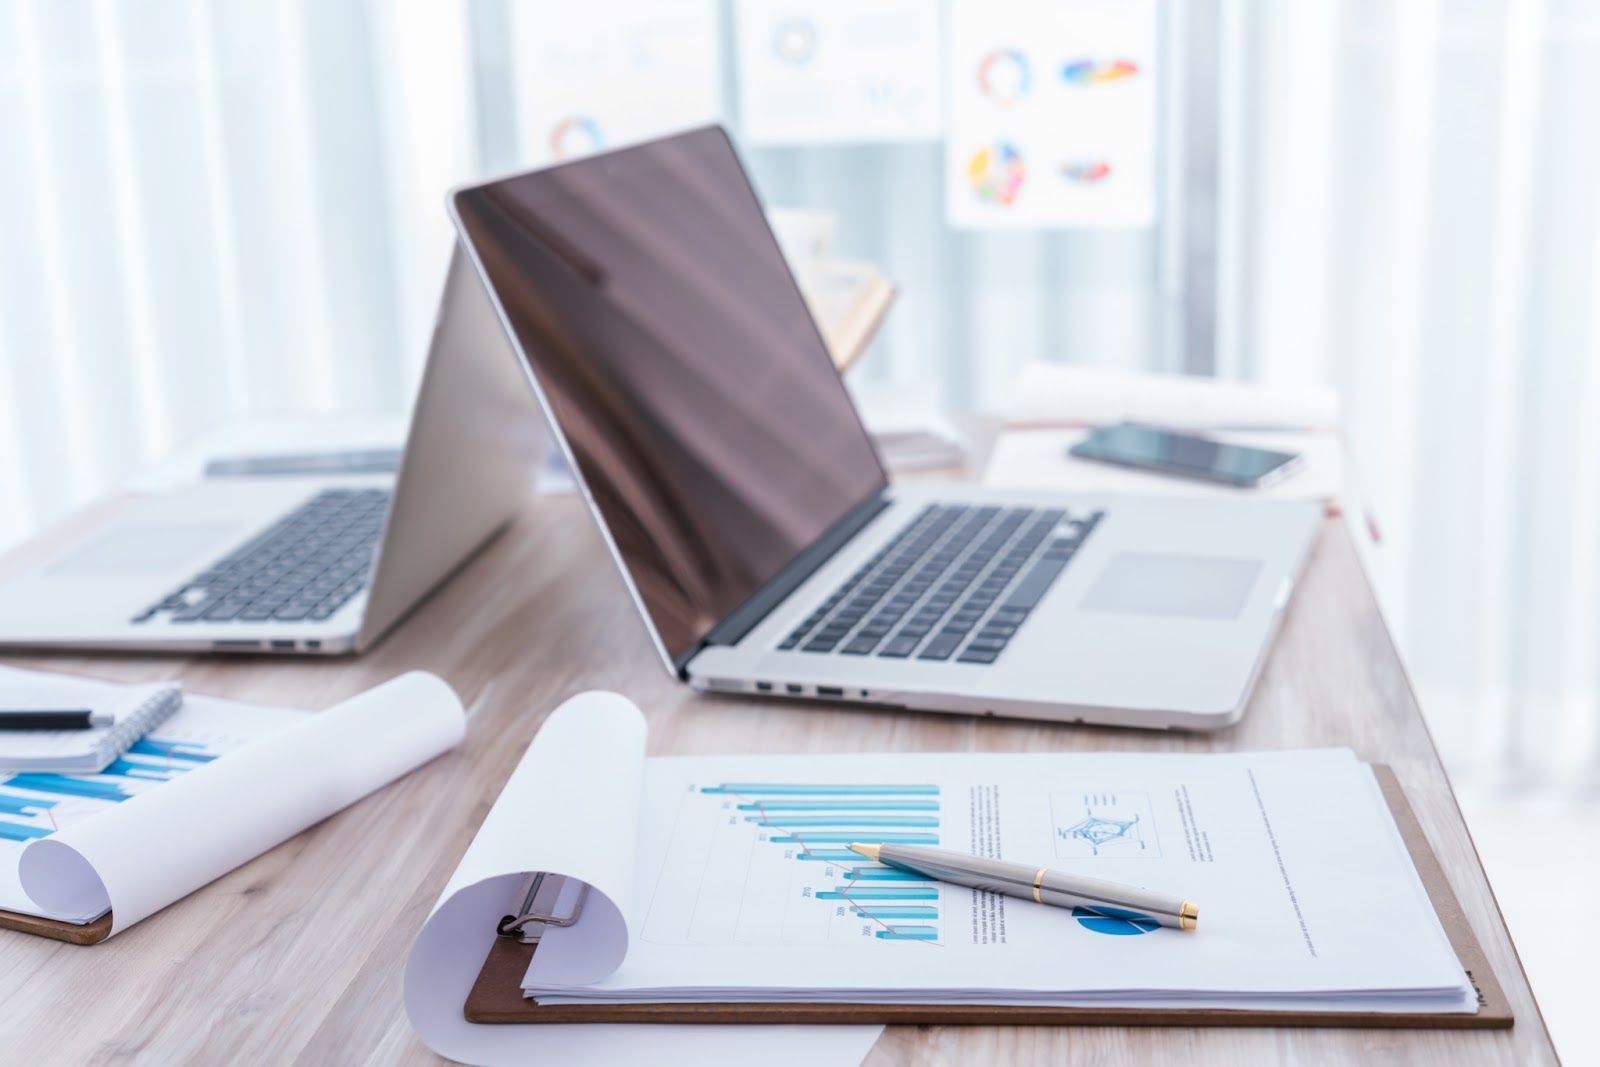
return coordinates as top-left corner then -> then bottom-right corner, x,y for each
1072,905 -> 1162,936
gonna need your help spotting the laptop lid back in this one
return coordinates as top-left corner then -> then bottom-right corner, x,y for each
449,126 -> 887,672
357,247 -> 547,648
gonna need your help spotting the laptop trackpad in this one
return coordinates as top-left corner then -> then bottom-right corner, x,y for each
48,522 -> 237,577
1081,554 -> 1262,620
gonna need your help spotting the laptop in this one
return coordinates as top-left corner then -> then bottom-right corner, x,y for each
450,125 -> 1322,730
0,249 -> 543,655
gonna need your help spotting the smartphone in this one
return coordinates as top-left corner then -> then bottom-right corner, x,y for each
1068,421 -> 1303,488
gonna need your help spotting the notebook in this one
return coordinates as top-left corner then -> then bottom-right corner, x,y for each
404,692 -> 1495,1039
0,666 -> 182,774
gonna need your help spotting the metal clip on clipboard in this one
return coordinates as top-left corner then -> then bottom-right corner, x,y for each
496,872 -> 590,944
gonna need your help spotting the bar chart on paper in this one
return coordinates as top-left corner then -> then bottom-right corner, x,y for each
0,701 -> 297,849
641,781 -> 946,946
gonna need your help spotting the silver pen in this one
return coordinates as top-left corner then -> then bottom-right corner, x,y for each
849,842 -> 1198,931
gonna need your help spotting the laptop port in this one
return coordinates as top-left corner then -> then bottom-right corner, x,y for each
785,684 -> 803,695
305,639 -> 321,650
754,681 -> 772,692
270,640 -> 296,651
816,685 -> 844,698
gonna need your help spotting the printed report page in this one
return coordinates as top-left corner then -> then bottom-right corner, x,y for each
526,748 -> 1469,1003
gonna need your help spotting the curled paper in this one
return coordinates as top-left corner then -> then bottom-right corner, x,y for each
20,671 -> 465,935
401,690 -> 882,1065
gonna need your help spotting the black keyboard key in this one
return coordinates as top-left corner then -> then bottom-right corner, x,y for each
880,634 -> 921,658
918,631 -> 963,661
1003,558 -> 1068,611
201,600 -> 247,622
957,647 -> 1000,664
842,634 -> 883,655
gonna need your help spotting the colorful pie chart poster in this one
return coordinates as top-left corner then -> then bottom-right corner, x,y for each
734,0 -> 943,145
510,0 -> 722,166
946,0 -> 1159,229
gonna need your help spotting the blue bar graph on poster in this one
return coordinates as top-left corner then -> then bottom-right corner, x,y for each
4,774 -> 133,802
794,850 -> 861,862
0,820 -> 52,842
874,926 -> 939,941
701,783 -> 939,796
0,793 -> 57,817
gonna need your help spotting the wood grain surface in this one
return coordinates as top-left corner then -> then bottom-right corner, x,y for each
0,491 -> 1558,1065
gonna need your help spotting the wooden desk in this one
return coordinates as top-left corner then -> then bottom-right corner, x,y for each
0,495 -> 1557,1064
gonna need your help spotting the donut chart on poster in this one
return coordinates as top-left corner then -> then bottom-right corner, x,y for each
946,0 -> 1158,228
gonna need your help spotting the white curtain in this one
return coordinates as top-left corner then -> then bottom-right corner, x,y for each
1,0 -> 1596,781
0,0 -> 476,547
1225,0 -> 1600,783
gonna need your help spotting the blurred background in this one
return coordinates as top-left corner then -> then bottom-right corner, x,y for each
0,2 -> 1595,1055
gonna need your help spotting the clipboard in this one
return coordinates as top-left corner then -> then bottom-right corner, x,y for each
0,907 -> 112,946
463,765 -> 1514,1029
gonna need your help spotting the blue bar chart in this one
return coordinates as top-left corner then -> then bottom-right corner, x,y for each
0,732 -> 225,848
127,738 -> 218,763
643,780 -> 934,947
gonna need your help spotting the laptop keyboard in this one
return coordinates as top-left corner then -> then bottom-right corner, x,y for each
131,488 -> 391,625
778,504 -> 1102,665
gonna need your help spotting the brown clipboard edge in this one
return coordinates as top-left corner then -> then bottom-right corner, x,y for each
462,763 -> 1511,1028
0,908 -> 112,946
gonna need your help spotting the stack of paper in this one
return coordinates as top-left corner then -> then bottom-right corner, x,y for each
1002,362 -> 1341,432
850,384 -> 967,473
983,426 -> 1344,502
404,695 -> 1476,1020
985,363 -> 1344,501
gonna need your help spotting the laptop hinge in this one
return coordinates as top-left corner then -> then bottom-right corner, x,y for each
675,489 -> 894,677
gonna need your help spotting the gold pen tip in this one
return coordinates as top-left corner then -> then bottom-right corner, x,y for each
1179,900 -> 1199,930
848,842 -> 881,861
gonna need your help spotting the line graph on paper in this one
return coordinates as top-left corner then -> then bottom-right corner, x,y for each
640,782 -> 945,947
1050,790 -> 1160,859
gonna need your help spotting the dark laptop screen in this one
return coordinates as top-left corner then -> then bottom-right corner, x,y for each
452,127 -> 887,665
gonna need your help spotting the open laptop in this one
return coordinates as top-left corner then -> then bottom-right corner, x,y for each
0,249 -> 543,655
451,125 -> 1322,730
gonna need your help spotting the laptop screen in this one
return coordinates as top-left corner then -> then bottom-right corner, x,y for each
452,126 -> 888,666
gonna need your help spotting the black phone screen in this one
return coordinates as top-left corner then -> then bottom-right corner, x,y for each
1070,423 -> 1299,486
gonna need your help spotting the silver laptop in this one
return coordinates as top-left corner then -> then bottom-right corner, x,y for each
451,125 -> 1322,730
0,249 -> 543,655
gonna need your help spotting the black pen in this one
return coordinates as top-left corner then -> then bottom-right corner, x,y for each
0,708 -> 106,730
